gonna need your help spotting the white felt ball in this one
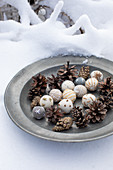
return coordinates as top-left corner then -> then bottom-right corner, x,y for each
58,99 -> 73,114
49,89 -> 62,102
82,94 -> 97,107
63,89 -> 76,103
61,80 -> 75,91
85,78 -> 98,91
74,85 -> 87,98
40,95 -> 53,108
90,70 -> 103,81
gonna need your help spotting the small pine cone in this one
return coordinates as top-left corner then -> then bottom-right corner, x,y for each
52,117 -> 73,132
79,66 -> 90,80
72,106 -> 90,128
71,106 -> 82,121
30,96 -> 40,109
47,74 -> 62,90
98,77 -> 113,96
86,100 -> 107,123
28,74 -> 47,100
99,95 -> 113,111
46,105 -> 64,124
57,61 -> 78,81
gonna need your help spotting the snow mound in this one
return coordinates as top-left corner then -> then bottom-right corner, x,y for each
0,0 -> 113,61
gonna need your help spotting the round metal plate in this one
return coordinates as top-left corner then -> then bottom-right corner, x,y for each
4,55 -> 113,142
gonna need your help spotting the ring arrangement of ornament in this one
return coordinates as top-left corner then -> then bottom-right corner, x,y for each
28,61 -> 113,132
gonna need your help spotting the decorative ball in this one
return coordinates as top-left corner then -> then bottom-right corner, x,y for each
58,99 -> 73,113
38,14 -> 45,21
63,89 -> 76,103
38,8 -> 46,16
82,94 -> 97,107
85,78 -> 98,91
74,77 -> 85,85
61,80 -> 75,91
74,85 -> 87,98
40,95 -> 53,108
90,70 -> 103,81
49,89 -> 62,102
32,106 -> 45,119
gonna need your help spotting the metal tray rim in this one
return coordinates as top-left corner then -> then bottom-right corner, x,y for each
4,55 -> 113,142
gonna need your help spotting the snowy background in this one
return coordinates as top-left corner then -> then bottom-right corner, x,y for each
1,0 -> 113,169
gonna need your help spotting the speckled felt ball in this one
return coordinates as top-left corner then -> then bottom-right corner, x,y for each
82,94 -> 97,107
63,89 -> 76,103
90,70 -> 103,81
61,80 -> 75,91
74,85 -> 87,98
32,106 -> 45,119
49,89 -> 62,102
85,78 -> 98,91
40,95 -> 53,108
74,77 -> 85,85
58,99 -> 73,114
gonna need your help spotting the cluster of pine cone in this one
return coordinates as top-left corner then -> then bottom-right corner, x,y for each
72,77 -> 113,128
28,61 -> 113,132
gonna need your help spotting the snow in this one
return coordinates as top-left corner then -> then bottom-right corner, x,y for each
0,0 -> 113,62
43,0 -> 113,29
3,0 -> 42,25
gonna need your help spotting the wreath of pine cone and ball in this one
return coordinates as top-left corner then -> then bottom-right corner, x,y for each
28,61 -> 113,132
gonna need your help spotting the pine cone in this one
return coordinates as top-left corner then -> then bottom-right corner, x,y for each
99,95 -> 113,111
47,74 -> 62,90
52,117 -> 73,132
28,74 -> 47,100
46,105 -> 64,124
98,77 -> 113,96
57,61 -> 78,81
86,100 -> 107,123
79,66 -> 90,80
72,106 -> 90,128
30,96 -> 40,109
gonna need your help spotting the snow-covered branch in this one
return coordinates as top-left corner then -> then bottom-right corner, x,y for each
3,0 -> 42,25
49,1 -> 64,23
64,15 -> 97,35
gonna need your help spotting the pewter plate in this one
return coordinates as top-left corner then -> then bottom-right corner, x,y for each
4,55 -> 113,142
